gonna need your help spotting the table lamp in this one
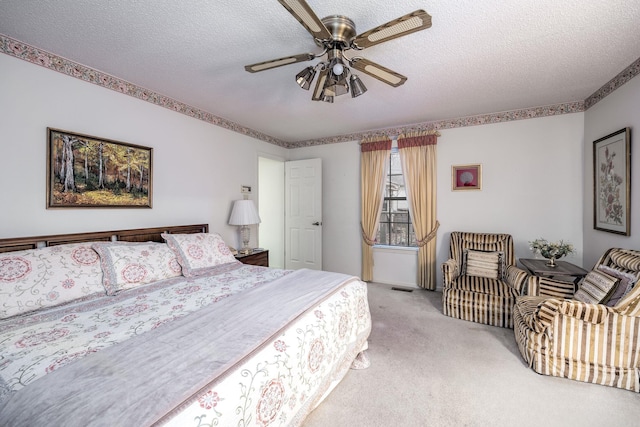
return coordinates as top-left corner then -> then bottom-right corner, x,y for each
228,199 -> 261,254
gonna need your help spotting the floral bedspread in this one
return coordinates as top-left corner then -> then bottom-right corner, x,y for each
0,263 -> 288,399
161,273 -> 371,427
0,264 -> 371,426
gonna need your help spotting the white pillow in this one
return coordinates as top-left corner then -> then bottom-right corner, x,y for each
162,233 -> 238,277
0,243 -> 104,319
92,242 -> 183,295
463,250 -> 504,280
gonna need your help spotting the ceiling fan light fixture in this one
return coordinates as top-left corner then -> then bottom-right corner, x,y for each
324,70 -> 349,97
330,57 -> 345,75
247,4 -> 432,103
350,74 -> 367,98
295,66 -> 316,90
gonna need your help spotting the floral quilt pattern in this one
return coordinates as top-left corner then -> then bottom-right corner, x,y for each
0,258 -> 371,427
0,263 -> 289,398
162,278 -> 371,427
162,232 -> 238,277
92,242 -> 184,294
0,243 -> 105,320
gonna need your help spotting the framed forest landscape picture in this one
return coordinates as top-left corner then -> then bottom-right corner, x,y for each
47,128 -> 153,208
593,127 -> 631,235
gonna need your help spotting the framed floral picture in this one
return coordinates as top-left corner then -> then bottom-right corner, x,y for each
452,164 -> 482,191
593,127 -> 631,235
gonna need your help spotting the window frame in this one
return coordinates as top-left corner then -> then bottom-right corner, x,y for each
375,145 -> 416,248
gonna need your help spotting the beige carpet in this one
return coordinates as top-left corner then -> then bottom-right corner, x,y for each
303,282 -> 640,427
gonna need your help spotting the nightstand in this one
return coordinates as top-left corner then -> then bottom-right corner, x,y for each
235,249 -> 269,267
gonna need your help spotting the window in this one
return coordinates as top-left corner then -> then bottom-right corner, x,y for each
376,147 -> 416,247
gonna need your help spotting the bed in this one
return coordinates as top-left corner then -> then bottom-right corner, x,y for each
0,224 -> 371,426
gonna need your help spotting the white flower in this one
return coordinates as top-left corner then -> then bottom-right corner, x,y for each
529,238 -> 574,259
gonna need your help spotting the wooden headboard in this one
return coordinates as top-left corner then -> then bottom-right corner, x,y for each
0,224 -> 209,253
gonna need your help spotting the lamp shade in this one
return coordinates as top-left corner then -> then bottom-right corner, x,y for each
296,66 -> 316,90
228,199 -> 261,226
350,74 -> 367,98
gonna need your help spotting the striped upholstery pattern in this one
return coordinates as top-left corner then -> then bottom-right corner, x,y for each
514,248 -> 640,392
442,232 -> 528,328
526,276 -> 575,299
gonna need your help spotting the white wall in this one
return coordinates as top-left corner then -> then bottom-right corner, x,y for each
373,246 -> 418,287
258,156 -> 285,269
288,141 -> 362,277
0,53 -> 287,246
0,51 -> 599,289
291,113 -> 585,288
583,74 -> 640,268
437,114 -> 585,271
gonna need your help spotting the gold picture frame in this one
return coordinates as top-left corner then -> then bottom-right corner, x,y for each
593,127 -> 631,235
47,128 -> 153,208
452,164 -> 482,191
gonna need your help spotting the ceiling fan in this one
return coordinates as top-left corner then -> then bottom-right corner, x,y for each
245,0 -> 432,103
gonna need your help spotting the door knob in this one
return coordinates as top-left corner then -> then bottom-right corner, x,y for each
312,221 -> 322,226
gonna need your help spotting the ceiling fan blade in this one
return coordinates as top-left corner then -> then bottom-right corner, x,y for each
350,57 -> 407,87
277,0 -> 332,41
352,9 -> 432,49
245,53 -> 314,73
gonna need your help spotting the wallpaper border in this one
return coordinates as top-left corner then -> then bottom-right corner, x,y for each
1,34 -> 638,149
289,102 -> 585,148
0,34 -> 283,147
584,56 -> 640,110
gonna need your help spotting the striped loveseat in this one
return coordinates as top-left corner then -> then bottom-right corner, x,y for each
514,248 -> 640,391
442,232 -> 528,328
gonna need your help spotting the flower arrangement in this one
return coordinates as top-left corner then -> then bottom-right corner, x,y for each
529,238 -> 574,261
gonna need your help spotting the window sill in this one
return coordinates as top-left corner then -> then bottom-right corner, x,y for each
373,245 -> 418,254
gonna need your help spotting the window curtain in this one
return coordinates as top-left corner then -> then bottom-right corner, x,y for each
398,131 -> 440,290
360,137 -> 392,282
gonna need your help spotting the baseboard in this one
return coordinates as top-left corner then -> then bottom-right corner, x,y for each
370,280 -> 419,289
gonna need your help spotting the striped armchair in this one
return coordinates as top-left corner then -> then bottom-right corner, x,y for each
442,232 -> 528,328
514,248 -> 640,392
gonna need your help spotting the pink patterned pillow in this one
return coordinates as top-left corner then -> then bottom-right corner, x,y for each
0,243 -> 104,319
92,242 -> 183,295
162,233 -> 238,277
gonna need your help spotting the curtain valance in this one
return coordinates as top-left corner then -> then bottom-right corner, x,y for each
397,131 -> 439,148
360,137 -> 392,152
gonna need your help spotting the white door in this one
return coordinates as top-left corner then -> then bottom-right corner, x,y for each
285,158 -> 322,270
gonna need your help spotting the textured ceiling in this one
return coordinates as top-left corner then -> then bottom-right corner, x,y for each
1,0 -> 639,144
